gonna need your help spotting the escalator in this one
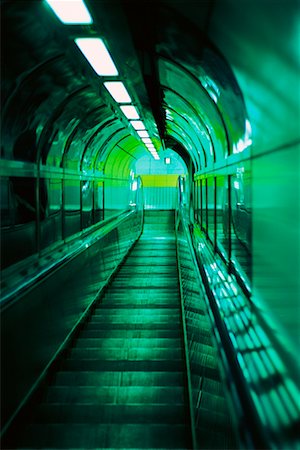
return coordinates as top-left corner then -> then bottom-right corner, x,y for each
3,210 -> 234,449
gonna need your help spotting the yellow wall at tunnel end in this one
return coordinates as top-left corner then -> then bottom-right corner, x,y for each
140,174 -> 179,188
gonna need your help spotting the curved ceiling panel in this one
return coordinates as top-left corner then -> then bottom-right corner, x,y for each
165,121 -> 199,171
163,91 -> 212,167
1,0 -> 250,180
103,138 -> 144,178
159,57 -> 229,162
165,107 -> 206,169
98,133 -> 143,175
156,5 -> 248,162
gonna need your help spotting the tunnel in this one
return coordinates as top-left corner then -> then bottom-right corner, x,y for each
1,0 -> 299,448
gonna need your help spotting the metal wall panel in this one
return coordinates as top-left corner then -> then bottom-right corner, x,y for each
143,187 -> 177,210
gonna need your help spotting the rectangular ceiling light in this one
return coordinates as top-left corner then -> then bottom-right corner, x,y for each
153,154 -> 160,160
104,81 -> 131,103
137,130 -> 149,138
120,105 -> 139,120
142,138 -> 152,144
75,38 -> 118,76
130,120 -> 145,130
146,143 -> 155,148
46,0 -> 93,24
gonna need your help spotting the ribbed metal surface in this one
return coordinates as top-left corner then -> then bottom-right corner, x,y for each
143,187 -> 177,210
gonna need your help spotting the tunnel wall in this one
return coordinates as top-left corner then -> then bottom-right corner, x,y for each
203,0 -> 300,358
252,142 -> 300,354
0,167 -> 133,270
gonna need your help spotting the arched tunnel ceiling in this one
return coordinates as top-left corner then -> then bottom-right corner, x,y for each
1,0 -> 299,178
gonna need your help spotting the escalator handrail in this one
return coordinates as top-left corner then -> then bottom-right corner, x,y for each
175,214 -> 198,449
176,176 -> 270,449
1,209 -> 141,311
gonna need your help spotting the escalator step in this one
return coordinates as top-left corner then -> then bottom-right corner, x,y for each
84,322 -> 181,331
45,385 -> 185,404
33,403 -> 187,424
63,359 -> 184,372
80,328 -> 181,339
14,423 -> 188,449
92,309 -> 179,317
74,337 -> 182,348
99,302 -> 179,309
54,371 -> 185,387
68,347 -> 182,361
88,315 -> 180,325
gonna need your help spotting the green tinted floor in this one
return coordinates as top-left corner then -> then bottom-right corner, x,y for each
8,211 -> 192,449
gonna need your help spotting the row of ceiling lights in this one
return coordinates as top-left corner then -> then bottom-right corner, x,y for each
45,0 -> 160,160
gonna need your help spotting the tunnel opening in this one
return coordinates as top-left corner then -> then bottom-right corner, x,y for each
135,148 -> 188,210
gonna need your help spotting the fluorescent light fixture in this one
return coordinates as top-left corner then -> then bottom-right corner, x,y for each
46,0 -> 93,24
104,81 -> 131,103
130,120 -> 145,130
75,38 -> 118,76
153,154 -> 160,160
142,138 -> 152,144
120,105 -> 139,120
137,130 -> 149,138
146,143 -> 155,148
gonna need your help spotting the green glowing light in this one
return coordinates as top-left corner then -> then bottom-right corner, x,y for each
75,38 -> 118,76
45,0 -> 93,24
104,82 -> 131,103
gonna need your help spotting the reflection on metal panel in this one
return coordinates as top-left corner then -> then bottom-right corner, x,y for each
1,210 -> 143,428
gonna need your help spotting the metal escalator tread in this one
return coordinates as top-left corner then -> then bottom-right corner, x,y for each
10,211 -> 192,449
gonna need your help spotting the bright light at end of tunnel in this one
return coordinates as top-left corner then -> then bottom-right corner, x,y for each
104,82 -> 131,103
75,38 -> 118,76
120,105 -> 139,119
165,157 -> 171,165
45,0 -> 93,24
137,130 -> 149,138
130,120 -> 145,130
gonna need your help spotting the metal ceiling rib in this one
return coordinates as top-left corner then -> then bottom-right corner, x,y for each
161,87 -> 213,167
164,122 -> 199,172
159,56 -> 230,162
60,106 -> 106,168
164,105 -> 208,168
